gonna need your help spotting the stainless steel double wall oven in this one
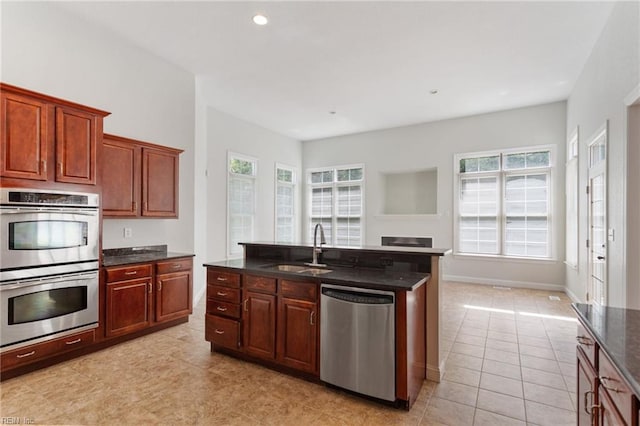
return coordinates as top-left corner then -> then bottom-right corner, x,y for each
0,188 -> 100,351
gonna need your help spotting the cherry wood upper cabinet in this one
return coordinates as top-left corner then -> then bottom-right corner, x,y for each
0,92 -> 49,181
102,135 -> 141,216
0,83 -> 109,187
55,106 -> 99,184
142,147 -> 180,217
102,133 -> 182,218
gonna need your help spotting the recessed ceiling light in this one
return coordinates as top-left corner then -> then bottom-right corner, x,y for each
430,89 -> 438,95
253,14 -> 268,26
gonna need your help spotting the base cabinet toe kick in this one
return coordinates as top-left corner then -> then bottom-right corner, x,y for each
205,265 -> 428,409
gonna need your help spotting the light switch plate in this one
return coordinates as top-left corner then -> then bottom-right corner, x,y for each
123,227 -> 132,238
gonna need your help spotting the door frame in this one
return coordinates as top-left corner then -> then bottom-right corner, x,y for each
586,122 -> 608,306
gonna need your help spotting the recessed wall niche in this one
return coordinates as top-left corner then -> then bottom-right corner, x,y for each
382,168 -> 437,215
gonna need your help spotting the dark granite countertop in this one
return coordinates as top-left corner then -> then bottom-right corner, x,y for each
103,245 -> 194,267
202,258 -> 430,291
240,241 -> 451,256
572,303 -> 640,397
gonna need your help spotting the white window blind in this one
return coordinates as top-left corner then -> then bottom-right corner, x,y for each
308,166 -> 364,246
228,154 -> 256,256
456,148 -> 552,259
275,165 -> 296,243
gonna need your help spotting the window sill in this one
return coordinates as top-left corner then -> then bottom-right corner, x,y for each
375,214 -> 441,218
453,253 -> 559,264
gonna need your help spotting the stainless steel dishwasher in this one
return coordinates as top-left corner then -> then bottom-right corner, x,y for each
320,283 -> 395,402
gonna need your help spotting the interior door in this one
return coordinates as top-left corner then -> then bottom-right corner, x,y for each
587,124 -> 608,307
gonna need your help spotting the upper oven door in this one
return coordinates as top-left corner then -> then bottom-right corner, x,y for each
0,207 -> 99,270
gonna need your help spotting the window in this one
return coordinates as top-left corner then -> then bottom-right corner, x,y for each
275,164 -> 296,243
227,153 -> 257,256
455,147 -> 553,259
307,165 -> 364,246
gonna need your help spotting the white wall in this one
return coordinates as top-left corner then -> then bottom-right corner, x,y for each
303,102 -> 567,290
1,2 -> 198,291
565,1 -> 640,307
202,101 -> 303,267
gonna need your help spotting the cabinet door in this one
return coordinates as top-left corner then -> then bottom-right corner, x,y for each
106,277 -> 153,337
599,385 -> 627,426
155,271 -> 192,323
55,106 -> 98,184
1,92 -> 49,180
577,348 -> 598,426
142,147 -> 179,217
277,297 -> 318,374
243,290 -> 276,360
102,136 -> 140,217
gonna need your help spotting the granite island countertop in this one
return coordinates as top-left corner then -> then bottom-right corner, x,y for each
103,245 -> 194,267
572,303 -> 640,397
203,258 -> 430,291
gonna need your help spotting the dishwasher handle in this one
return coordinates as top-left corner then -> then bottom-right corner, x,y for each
322,287 -> 393,305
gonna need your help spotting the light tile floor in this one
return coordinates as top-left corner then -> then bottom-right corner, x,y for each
0,281 -> 577,425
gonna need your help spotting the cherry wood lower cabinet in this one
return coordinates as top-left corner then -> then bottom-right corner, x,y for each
105,258 -> 193,338
575,317 -> 640,426
204,267 -> 426,407
1,329 -> 95,371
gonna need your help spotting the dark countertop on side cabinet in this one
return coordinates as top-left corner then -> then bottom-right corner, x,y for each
572,303 -> 640,397
203,258 -> 430,291
103,245 -> 194,267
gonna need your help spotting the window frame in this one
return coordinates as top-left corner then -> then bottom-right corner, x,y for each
306,164 -> 365,247
227,151 -> 258,258
274,163 -> 297,243
453,145 -> 556,261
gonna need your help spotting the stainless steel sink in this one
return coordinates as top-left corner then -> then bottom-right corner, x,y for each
271,264 -> 332,275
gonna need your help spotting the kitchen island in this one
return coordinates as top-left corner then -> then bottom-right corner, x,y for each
203,242 -> 449,409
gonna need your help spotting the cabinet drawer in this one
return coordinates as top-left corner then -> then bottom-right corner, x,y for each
576,322 -> 597,368
106,264 -> 152,282
244,275 -> 276,293
55,330 -> 95,352
1,329 -> 95,370
207,300 -> 241,319
208,285 -> 241,303
205,314 -> 240,350
207,269 -> 240,288
281,280 -> 317,301
156,258 -> 192,275
599,349 -> 633,419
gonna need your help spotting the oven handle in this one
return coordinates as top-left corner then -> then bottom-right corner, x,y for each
0,208 -> 98,216
0,272 -> 98,291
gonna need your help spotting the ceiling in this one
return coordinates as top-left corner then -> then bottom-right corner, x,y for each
54,1 -> 614,141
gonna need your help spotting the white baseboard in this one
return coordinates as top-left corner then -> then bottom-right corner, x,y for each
564,286 -> 582,303
426,364 -> 442,382
442,274 -> 565,292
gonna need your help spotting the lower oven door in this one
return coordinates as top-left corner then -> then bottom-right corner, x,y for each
0,270 -> 99,349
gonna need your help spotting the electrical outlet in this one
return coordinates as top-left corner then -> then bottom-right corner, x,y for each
123,227 -> 132,238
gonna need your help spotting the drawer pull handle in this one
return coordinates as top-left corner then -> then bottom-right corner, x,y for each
217,277 -> 228,281
244,299 -> 248,311
576,335 -> 593,346
214,329 -> 225,335
310,311 -> 315,325
65,338 -> 82,345
148,283 -> 152,294
125,271 -> 138,276
583,390 -> 594,415
16,350 -> 36,359
600,376 -> 623,393
158,282 -> 162,291
216,306 -> 228,312
216,291 -> 228,297
172,264 -> 181,269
